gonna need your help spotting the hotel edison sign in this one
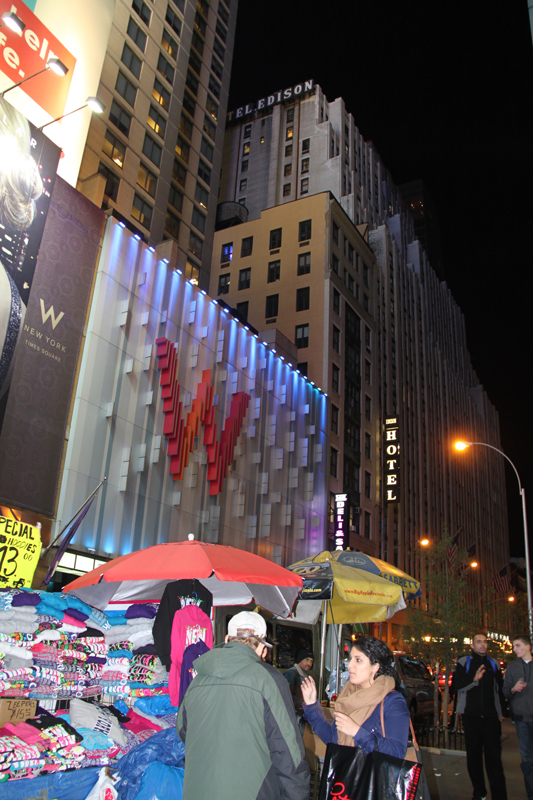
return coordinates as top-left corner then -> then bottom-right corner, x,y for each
384,418 -> 400,503
227,80 -> 315,122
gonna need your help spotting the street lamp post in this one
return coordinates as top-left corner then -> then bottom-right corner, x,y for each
455,440 -> 532,639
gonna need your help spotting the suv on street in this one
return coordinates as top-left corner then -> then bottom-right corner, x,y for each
394,653 -> 441,716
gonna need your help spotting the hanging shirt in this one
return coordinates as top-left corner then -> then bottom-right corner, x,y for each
153,580 -> 213,670
169,605 -> 213,705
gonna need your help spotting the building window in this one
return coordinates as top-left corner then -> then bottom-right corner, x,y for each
301,157 -> 309,173
331,405 -> 339,435
300,178 -> 309,194
287,107 -> 294,122
208,74 -> 221,99
364,294 -> 369,312
172,158 -> 187,187
302,138 -> 310,153
137,163 -> 157,197
332,325 -> 340,352
332,364 -> 339,392
283,183 -> 291,196
162,28 -> 179,59
152,77 -> 170,110
194,181 -> 208,209
127,17 -> 147,52
191,207 -> 206,233
198,160 -> 211,185
179,112 -> 193,140
364,511 -> 371,539
157,52 -> 175,84
238,197 -> 246,205
238,268 -> 251,290
348,242 -> 354,265
236,301 -> 248,321
218,273 -> 230,294
243,142 -> 250,156
115,72 -> 137,107
182,92 -> 196,118
269,228 -> 282,249
132,193 -> 152,229
348,274 -> 355,295
109,101 -> 131,136
201,138 -> 214,162
168,183 -> 183,211
363,264 -> 370,288
221,242 -> 232,263
365,326 -> 371,350
213,36 -> 225,61
98,162 -> 120,201
284,163 -> 292,177
265,294 -> 279,318
147,105 -> 166,137
189,231 -> 203,259
298,252 -> 310,275
285,144 -> 293,157
365,433 -> 372,460
295,324 -> 309,348
299,219 -> 311,242
286,126 -> 293,140
244,124 -> 252,139
103,129 -> 125,168
211,55 -> 223,79
241,236 -> 253,257
121,43 -> 142,78
142,134 -> 162,167
132,0 -> 151,25
164,209 -> 180,239
365,395 -> 371,421
267,260 -> 280,283
166,4 -> 182,35
330,447 -> 338,478
191,30 -> 203,55
332,254 -> 339,275
365,471 -> 371,499
333,221 -> 339,245
298,361 -> 308,376
241,160 -> 249,173
296,286 -> 310,312
365,360 -> 371,384
333,288 -> 340,315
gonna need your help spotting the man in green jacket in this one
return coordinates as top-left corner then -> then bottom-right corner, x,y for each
177,611 -> 310,800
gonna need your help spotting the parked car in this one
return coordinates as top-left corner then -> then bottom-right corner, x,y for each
394,653 -> 442,716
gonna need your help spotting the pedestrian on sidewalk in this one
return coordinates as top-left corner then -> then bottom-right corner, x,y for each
503,634 -> 533,800
455,633 -> 507,800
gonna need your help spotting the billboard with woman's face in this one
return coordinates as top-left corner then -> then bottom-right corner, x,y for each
0,97 -> 105,516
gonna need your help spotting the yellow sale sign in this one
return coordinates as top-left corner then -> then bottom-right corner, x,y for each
0,517 -> 41,588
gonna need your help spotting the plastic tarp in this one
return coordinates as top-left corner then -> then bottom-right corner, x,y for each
115,727 -> 185,800
0,765 -> 101,800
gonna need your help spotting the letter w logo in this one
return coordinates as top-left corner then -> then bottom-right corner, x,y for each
40,299 -> 64,330
156,337 -> 250,496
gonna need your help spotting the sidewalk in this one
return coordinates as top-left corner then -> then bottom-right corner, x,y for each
421,718 -> 526,799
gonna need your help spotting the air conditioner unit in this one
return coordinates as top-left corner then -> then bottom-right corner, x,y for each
354,507 -> 362,515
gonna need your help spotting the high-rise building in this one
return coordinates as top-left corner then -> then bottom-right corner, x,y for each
76,0 -> 238,286
212,83 -> 509,641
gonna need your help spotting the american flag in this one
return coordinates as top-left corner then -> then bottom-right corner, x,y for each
447,531 -> 460,570
493,566 -> 512,594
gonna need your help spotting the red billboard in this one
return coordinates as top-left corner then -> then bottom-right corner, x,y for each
0,0 -> 76,119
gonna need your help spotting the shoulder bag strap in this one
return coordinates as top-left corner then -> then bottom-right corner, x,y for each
409,718 -> 419,752
380,698 -> 386,737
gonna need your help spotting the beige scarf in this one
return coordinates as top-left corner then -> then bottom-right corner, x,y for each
334,674 -> 395,747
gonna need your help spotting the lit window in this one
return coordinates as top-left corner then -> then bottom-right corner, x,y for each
132,193 -> 152,229
103,129 -> 125,168
137,163 -> 157,197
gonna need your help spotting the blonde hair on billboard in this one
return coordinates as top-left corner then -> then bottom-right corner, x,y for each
0,98 -> 43,231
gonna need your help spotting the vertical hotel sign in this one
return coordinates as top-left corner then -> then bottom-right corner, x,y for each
334,493 -> 349,550
384,418 -> 400,503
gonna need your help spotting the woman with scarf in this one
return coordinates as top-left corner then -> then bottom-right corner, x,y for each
301,636 -> 410,758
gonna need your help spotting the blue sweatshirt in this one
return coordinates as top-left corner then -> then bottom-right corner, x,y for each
303,690 -> 409,759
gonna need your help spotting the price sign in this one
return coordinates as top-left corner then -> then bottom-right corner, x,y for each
0,517 -> 41,588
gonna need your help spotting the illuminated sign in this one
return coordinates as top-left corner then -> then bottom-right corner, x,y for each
0,516 -> 40,587
156,338 -> 251,496
0,0 -> 76,119
384,417 -> 400,503
334,492 -> 348,550
227,79 -> 315,122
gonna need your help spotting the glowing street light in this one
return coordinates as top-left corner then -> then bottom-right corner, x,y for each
454,439 -> 532,638
420,538 -> 430,547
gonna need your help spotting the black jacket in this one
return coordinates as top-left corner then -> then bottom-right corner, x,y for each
455,652 -> 504,718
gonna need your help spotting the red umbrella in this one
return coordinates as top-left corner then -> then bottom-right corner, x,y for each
63,540 -> 302,617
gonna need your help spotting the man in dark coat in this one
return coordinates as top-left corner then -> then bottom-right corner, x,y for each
503,634 -> 533,799
455,633 -> 507,800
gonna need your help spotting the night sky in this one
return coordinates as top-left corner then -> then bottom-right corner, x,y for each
227,1 -> 533,556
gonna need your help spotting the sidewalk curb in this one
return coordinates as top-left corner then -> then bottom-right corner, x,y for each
421,746 -> 466,757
